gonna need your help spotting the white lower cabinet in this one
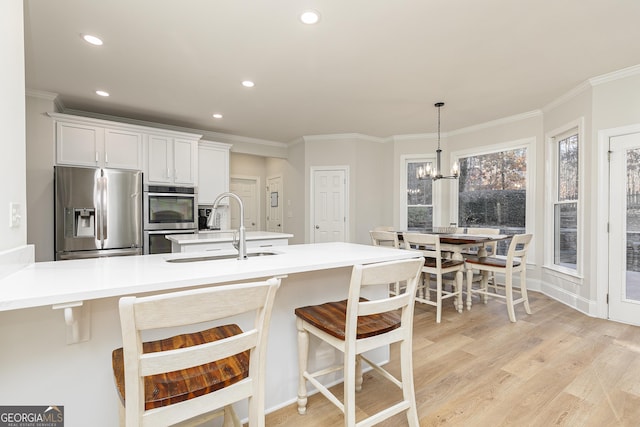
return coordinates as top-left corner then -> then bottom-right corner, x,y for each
173,236 -> 290,253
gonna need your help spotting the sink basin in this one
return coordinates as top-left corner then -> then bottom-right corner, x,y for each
166,251 -> 279,263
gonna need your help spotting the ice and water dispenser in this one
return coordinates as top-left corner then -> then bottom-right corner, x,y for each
64,207 -> 95,238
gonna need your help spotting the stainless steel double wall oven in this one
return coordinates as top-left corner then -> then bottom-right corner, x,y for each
143,184 -> 197,254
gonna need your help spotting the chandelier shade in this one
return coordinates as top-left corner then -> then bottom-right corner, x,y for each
416,102 -> 459,181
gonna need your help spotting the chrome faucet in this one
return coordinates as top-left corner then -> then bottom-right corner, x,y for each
207,192 -> 247,260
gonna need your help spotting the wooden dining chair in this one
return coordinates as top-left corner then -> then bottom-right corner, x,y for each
112,278 -> 280,427
372,225 -> 396,232
294,257 -> 424,427
370,230 -> 403,296
369,230 -> 400,249
465,233 -> 533,322
402,232 -> 464,323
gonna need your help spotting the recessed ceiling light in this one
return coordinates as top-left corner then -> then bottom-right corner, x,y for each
95,90 -> 109,97
82,34 -> 103,46
242,80 -> 255,88
300,10 -> 320,25
212,113 -> 223,119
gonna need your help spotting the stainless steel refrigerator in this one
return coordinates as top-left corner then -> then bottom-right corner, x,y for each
54,166 -> 143,260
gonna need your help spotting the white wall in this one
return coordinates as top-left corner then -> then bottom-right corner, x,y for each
0,0 -> 31,278
26,92 -> 57,261
303,135 -> 393,244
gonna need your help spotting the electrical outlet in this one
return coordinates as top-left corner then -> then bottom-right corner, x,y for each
9,202 -> 20,228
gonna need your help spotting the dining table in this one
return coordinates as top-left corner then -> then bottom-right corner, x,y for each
399,231 -> 510,260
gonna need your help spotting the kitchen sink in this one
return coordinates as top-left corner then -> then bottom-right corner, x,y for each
165,250 -> 280,263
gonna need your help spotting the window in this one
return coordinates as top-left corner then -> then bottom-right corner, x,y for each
549,127 -> 580,272
456,145 -> 529,255
403,157 -> 435,231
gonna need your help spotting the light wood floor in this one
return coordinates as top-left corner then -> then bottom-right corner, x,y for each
265,292 -> 640,427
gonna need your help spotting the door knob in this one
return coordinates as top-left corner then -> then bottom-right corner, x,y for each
315,225 -> 319,229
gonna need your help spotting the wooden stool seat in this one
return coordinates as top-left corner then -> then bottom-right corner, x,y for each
465,256 -> 521,269
112,324 -> 249,410
294,299 -> 400,340
424,257 -> 464,269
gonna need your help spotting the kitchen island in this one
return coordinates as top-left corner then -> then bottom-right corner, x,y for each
167,230 -> 293,253
0,242 -> 417,426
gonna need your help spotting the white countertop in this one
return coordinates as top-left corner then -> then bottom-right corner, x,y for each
0,242 -> 417,312
167,230 -> 293,244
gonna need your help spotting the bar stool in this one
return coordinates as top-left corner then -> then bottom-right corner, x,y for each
112,278 -> 280,426
465,233 -> 533,322
403,232 -> 465,323
294,257 -> 424,427
369,230 -> 400,249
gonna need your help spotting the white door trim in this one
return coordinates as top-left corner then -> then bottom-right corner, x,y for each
310,166 -> 349,243
597,123 -> 640,319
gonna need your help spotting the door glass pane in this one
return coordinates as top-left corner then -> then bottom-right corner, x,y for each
626,148 -> 640,302
407,161 -> 433,231
554,203 -> 577,268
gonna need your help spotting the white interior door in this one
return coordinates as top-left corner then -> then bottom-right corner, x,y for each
312,168 -> 347,243
230,177 -> 259,231
609,132 -> 640,326
266,175 -> 283,232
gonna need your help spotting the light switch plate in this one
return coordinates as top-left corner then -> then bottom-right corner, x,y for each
10,202 -> 20,228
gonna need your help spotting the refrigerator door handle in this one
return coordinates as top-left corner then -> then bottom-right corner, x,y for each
101,175 -> 108,241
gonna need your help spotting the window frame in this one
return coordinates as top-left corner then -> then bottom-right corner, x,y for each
450,138 -> 536,254
545,119 -> 584,278
400,154 -> 439,231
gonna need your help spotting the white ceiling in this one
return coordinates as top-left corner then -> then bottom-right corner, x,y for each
23,0 -> 640,143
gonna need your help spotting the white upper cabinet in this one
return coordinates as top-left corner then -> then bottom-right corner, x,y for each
146,135 -> 198,185
53,113 -> 143,171
198,140 -> 231,205
49,113 -> 202,186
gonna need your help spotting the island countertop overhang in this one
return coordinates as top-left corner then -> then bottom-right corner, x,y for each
0,242 -> 418,312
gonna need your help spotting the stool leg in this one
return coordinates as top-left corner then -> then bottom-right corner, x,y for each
296,318 -> 309,415
344,349 -> 357,427
505,270 -> 516,322
466,268 -> 473,310
435,275 -> 443,323
521,268 -> 532,314
455,270 -> 463,313
400,337 -> 419,427
355,355 -> 363,392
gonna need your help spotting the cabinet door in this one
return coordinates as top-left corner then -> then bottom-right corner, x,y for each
198,143 -> 230,204
56,122 -> 102,167
147,135 -> 172,183
173,138 -> 197,185
104,129 -> 143,170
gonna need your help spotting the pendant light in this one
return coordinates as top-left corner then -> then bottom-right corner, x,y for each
416,102 -> 459,180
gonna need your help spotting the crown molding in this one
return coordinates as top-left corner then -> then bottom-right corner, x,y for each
542,81 -> 592,112
302,133 -> 387,144
447,110 -> 542,137
25,88 -> 65,111
62,108 -> 286,149
589,63 -> 640,86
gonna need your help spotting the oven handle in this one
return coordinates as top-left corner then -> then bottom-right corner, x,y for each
146,229 -> 197,235
145,192 -> 197,198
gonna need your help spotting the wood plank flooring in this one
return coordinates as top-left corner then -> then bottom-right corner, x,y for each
265,292 -> 640,426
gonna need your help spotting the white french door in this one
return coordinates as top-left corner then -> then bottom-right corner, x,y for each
609,132 -> 640,325
311,167 -> 347,243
